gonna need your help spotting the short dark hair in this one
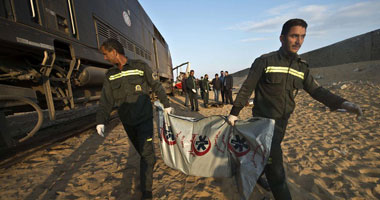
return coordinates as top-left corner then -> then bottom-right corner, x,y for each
281,19 -> 308,36
215,73 -> 218,76
101,38 -> 125,55
190,70 -> 194,73
225,71 -> 228,73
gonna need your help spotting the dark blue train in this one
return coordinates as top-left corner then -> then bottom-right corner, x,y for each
0,0 -> 173,144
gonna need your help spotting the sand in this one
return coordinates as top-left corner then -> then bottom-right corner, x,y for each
0,61 -> 379,199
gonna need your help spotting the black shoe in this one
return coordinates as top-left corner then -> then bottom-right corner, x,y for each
142,191 -> 152,199
195,108 -> 199,112
257,176 -> 271,191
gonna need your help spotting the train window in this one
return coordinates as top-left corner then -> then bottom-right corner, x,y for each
56,15 -> 69,34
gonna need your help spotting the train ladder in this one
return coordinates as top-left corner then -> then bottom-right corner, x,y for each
41,51 -> 57,120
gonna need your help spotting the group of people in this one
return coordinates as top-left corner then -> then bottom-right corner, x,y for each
181,70 -> 234,111
96,18 -> 363,200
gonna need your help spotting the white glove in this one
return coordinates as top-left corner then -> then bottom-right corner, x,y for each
164,107 -> 174,114
96,124 -> 105,137
227,115 -> 238,126
192,89 -> 196,93
341,101 -> 363,119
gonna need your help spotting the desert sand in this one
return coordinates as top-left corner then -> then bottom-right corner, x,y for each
0,61 -> 379,199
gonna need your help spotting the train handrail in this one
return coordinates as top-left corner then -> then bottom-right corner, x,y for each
0,95 -> 44,143
29,0 -> 36,18
67,0 -> 76,35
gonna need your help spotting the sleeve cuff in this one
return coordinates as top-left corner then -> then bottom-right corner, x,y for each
163,101 -> 170,108
331,98 -> 347,111
230,106 -> 243,116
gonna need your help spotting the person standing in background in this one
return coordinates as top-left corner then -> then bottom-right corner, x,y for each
186,70 -> 199,111
211,73 -> 222,103
224,71 -> 234,104
202,74 -> 210,108
220,71 -> 225,104
200,76 -> 204,100
181,73 -> 189,107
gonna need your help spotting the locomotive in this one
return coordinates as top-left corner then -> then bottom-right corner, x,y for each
0,0 -> 173,144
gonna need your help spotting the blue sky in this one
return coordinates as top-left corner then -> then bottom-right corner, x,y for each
138,0 -> 380,79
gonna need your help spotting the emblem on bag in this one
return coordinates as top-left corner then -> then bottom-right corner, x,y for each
135,85 -> 142,92
190,134 -> 211,156
160,127 -> 176,145
228,134 -> 250,157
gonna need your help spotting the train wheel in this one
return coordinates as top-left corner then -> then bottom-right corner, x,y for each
0,95 -> 44,143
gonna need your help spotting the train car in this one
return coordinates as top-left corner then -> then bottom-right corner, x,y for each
0,0 -> 173,144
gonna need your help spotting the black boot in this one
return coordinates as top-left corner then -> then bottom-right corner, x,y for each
142,191 -> 152,199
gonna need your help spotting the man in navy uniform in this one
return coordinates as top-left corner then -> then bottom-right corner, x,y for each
201,74 -> 210,108
96,38 -> 173,199
186,70 -> 199,111
220,70 -> 225,103
228,19 -> 363,200
223,71 -> 234,104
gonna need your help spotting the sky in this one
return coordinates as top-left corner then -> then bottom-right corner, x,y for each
138,0 -> 380,79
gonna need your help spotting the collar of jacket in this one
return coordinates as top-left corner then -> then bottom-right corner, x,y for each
110,62 -> 131,72
278,47 -> 301,62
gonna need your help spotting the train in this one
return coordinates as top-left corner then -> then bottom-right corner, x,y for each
0,0 -> 173,145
